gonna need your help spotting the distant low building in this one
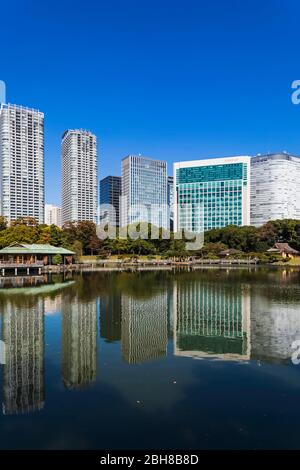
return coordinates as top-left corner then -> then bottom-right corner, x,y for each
219,248 -> 241,257
45,204 -> 62,227
267,243 -> 300,259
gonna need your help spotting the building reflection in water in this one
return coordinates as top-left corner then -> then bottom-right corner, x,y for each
173,281 -> 251,361
44,294 -> 62,315
121,292 -> 168,364
250,292 -> 300,364
61,297 -> 97,388
100,295 -> 121,342
2,298 -> 45,415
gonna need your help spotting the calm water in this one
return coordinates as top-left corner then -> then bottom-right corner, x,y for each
0,268 -> 300,449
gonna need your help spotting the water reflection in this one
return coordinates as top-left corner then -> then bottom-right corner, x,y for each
121,292 -> 168,364
100,295 -> 121,343
2,297 -> 45,415
0,269 -> 300,418
61,297 -> 97,389
173,281 -> 251,361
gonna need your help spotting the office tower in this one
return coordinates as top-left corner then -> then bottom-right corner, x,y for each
121,155 -> 168,229
121,292 -> 168,364
45,203 -> 62,227
250,153 -> 300,226
174,156 -> 251,233
2,298 -> 45,415
61,297 -> 97,388
0,103 -> 45,224
173,280 -> 250,361
99,175 -> 121,227
61,129 -> 98,224
167,175 -> 174,230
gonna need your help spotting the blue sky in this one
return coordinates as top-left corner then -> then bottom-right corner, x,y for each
1,0 -> 300,204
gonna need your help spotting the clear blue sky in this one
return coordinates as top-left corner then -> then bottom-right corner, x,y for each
1,0 -> 300,204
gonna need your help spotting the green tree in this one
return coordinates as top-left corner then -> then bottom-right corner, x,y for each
52,254 -> 63,265
71,240 -> 83,260
0,216 -> 7,231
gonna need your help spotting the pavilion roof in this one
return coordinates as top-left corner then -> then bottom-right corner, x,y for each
0,243 -> 75,255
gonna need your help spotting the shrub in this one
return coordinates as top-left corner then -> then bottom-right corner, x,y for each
52,254 -> 63,265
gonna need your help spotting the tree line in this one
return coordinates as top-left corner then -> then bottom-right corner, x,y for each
0,216 -> 299,260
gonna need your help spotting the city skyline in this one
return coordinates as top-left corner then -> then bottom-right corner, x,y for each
1,1 -> 300,205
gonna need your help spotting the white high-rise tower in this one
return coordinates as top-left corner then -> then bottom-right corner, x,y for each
61,129 -> 98,224
0,103 -> 45,223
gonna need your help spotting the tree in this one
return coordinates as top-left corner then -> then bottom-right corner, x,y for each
130,239 -> 155,255
49,224 -> 63,246
0,216 -> 7,231
88,235 -> 103,255
11,217 -> 38,227
71,240 -> 83,259
52,254 -> 63,265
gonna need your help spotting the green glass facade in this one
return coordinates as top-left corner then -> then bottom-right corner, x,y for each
176,162 -> 248,232
174,281 -> 249,358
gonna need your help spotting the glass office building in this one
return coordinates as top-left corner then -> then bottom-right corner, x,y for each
250,153 -> 300,226
99,176 -> 121,227
121,155 -> 168,229
174,156 -> 250,233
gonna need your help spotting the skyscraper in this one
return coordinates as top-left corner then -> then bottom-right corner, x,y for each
121,155 -> 168,229
174,156 -> 251,233
250,153 -> 300,226
99,175 -> 121,227
61,129 -> 98,224
167,175 -> 174,230
0,103 -> 45,223
45,203 -> 62,227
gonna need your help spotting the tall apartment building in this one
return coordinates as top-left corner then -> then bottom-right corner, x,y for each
250,153 -> 300,226
99,175 -> 121,227
45,203 -> 62,227
61,129 -> 98,224
174,156 -> 251,233
0,103 -> 45,223
121,155 -> 168,229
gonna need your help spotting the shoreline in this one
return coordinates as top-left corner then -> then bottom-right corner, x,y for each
47,262 -> 300,273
